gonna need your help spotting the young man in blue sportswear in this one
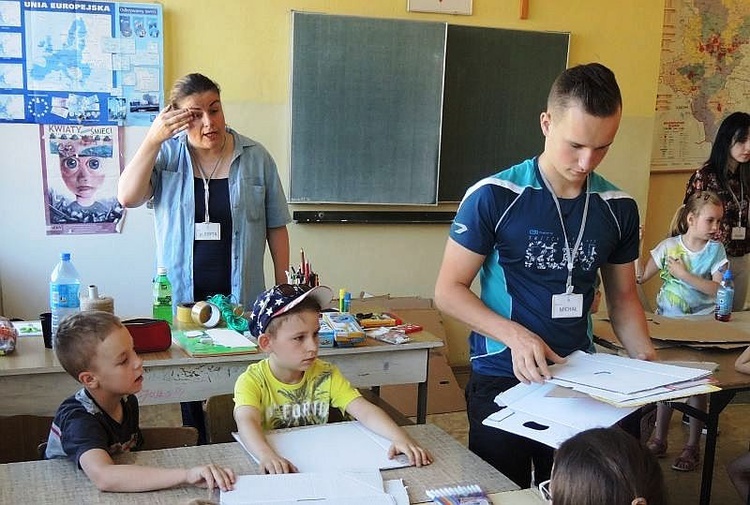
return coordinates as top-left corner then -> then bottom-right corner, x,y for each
434,63 -> 656,488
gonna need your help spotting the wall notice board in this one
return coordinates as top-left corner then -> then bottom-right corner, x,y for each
290,12 -> 569,205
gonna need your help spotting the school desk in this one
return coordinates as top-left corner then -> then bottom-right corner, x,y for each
593,316 -> 750,505
0,329 -> 443,423
0,423 -> 517,504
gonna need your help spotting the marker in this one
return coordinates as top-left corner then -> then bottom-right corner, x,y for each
339,288 -> 346,312
343,292 -> 351,313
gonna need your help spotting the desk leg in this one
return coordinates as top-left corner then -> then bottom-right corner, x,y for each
416,380 -> 428,424
416,355 -> 431,424
699,390 -> 736,505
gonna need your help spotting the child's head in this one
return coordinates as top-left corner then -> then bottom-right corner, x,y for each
249,284 -> 333,338
249,285 -> 332,372
547,427 -> 666,505
55,311 -> 143,394
671,190 -> 723,238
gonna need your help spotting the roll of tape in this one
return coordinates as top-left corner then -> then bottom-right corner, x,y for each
176,303 -> 195,323
191,301 -> 221,328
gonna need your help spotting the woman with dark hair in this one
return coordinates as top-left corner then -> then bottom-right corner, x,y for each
684,112 -> 750,310
539,427 -> 667,505
118,73 -> 291,443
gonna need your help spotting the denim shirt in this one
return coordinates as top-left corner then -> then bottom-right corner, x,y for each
150,128 -> 291,310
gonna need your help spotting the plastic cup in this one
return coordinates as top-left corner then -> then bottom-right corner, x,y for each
39,312 -> 52,349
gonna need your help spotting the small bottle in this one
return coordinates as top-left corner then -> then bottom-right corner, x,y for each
152,267 -> 173,325
715,269 -> 734,322
49,252 -> 81,340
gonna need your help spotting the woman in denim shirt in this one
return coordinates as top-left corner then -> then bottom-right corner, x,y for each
118,73 -> 291,443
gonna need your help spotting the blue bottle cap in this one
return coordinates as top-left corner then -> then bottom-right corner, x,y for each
61,252 -> 71,261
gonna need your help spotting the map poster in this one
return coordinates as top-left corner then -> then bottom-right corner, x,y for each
40,123 -> 126,235
0,0 -> 163,126
651,0 -> 750,171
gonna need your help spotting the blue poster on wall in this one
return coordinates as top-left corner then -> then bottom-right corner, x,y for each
0,0 -> 163,125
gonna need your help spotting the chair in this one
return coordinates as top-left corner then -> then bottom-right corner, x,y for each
0,415 -> 54,463
204,394 -> 237,444
140,426 -> 199,450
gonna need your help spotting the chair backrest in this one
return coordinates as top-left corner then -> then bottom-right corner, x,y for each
204,393 -> 237,444
0,415 -> 54,463
140,426 -> 199,450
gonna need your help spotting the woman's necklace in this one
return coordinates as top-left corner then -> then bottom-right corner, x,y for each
192,132 -> 228,180
192,133 -> 228,227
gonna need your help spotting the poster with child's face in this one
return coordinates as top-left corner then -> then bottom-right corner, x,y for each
41,125 -> 126,235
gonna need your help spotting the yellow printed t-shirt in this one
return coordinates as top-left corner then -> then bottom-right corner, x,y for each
234,358 -> 361,430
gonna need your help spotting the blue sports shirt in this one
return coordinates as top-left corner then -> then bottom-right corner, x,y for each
450,158 -> 640,378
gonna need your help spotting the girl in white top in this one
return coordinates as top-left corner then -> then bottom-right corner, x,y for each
640,190 -> 727,472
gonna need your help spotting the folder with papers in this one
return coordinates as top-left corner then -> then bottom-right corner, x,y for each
482,351 -> 720,448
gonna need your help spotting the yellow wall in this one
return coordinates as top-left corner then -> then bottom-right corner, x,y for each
155,0 -> 666,364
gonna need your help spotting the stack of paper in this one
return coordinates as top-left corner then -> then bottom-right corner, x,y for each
483,351 -> 719,448
221,469 -> 408,504
548,351 -> 719,407
224,423 -> 412,504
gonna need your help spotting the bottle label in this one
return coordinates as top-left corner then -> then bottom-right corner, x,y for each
51,284 -> 80,309
716,287 -> 734,316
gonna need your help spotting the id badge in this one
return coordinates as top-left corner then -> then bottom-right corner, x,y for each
732,226 -> 746,240
551,292 -> 583,319
195,222 -> 220,241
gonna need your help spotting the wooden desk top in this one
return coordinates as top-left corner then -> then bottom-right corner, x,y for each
0,424 -> 516,505
0,328 -> 443,377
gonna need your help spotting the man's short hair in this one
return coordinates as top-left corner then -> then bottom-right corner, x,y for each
55,310 -> 123,379
547,63 -> 622,117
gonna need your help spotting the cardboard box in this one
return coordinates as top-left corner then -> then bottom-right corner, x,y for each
380,350 -> 466,417
349,294 -> 467,416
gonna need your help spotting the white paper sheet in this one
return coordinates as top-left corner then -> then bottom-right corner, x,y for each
232,421 -> 410,472
205,328 -> 257,349
220,470 -> 405,504
483,382 -> 637,448
549,351 -> 710,394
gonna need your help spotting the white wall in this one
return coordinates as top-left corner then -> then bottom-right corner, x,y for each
0,124 -> 157,319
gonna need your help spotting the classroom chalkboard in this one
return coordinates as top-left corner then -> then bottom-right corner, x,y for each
290,13 -> 445,204
290,12 -> 569,206
440,26 -> 569,201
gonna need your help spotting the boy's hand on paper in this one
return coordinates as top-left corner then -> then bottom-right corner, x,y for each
186,463 -> 236,491
508,330 -> 565,384
258,454 -> 298,474
388,437 -> 433,467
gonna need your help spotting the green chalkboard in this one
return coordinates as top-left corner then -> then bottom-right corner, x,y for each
290,13 -> 569,206
290,13 -> 445,204
440,26 -> 569,201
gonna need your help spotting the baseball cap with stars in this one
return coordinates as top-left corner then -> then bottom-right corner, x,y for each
248,284 -> 333,337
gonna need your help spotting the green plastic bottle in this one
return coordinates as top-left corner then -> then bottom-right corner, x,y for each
152,267 -> 173,325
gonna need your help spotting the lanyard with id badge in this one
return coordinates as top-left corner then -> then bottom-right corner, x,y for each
192,134 -> 227,241
727,182 -> 746,240
540,170 -> 590,319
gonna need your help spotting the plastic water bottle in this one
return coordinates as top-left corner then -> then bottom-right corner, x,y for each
49,252 -> 81,340
715,269 -> 735,322
152,267 -> 173,324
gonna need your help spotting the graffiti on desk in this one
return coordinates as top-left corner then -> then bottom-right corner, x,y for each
135,362 -> 246,404
148,363 -> 235,382
138,386 -> 187,402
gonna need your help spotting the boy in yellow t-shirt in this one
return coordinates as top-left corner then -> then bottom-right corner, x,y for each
233,283 -> 433,474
